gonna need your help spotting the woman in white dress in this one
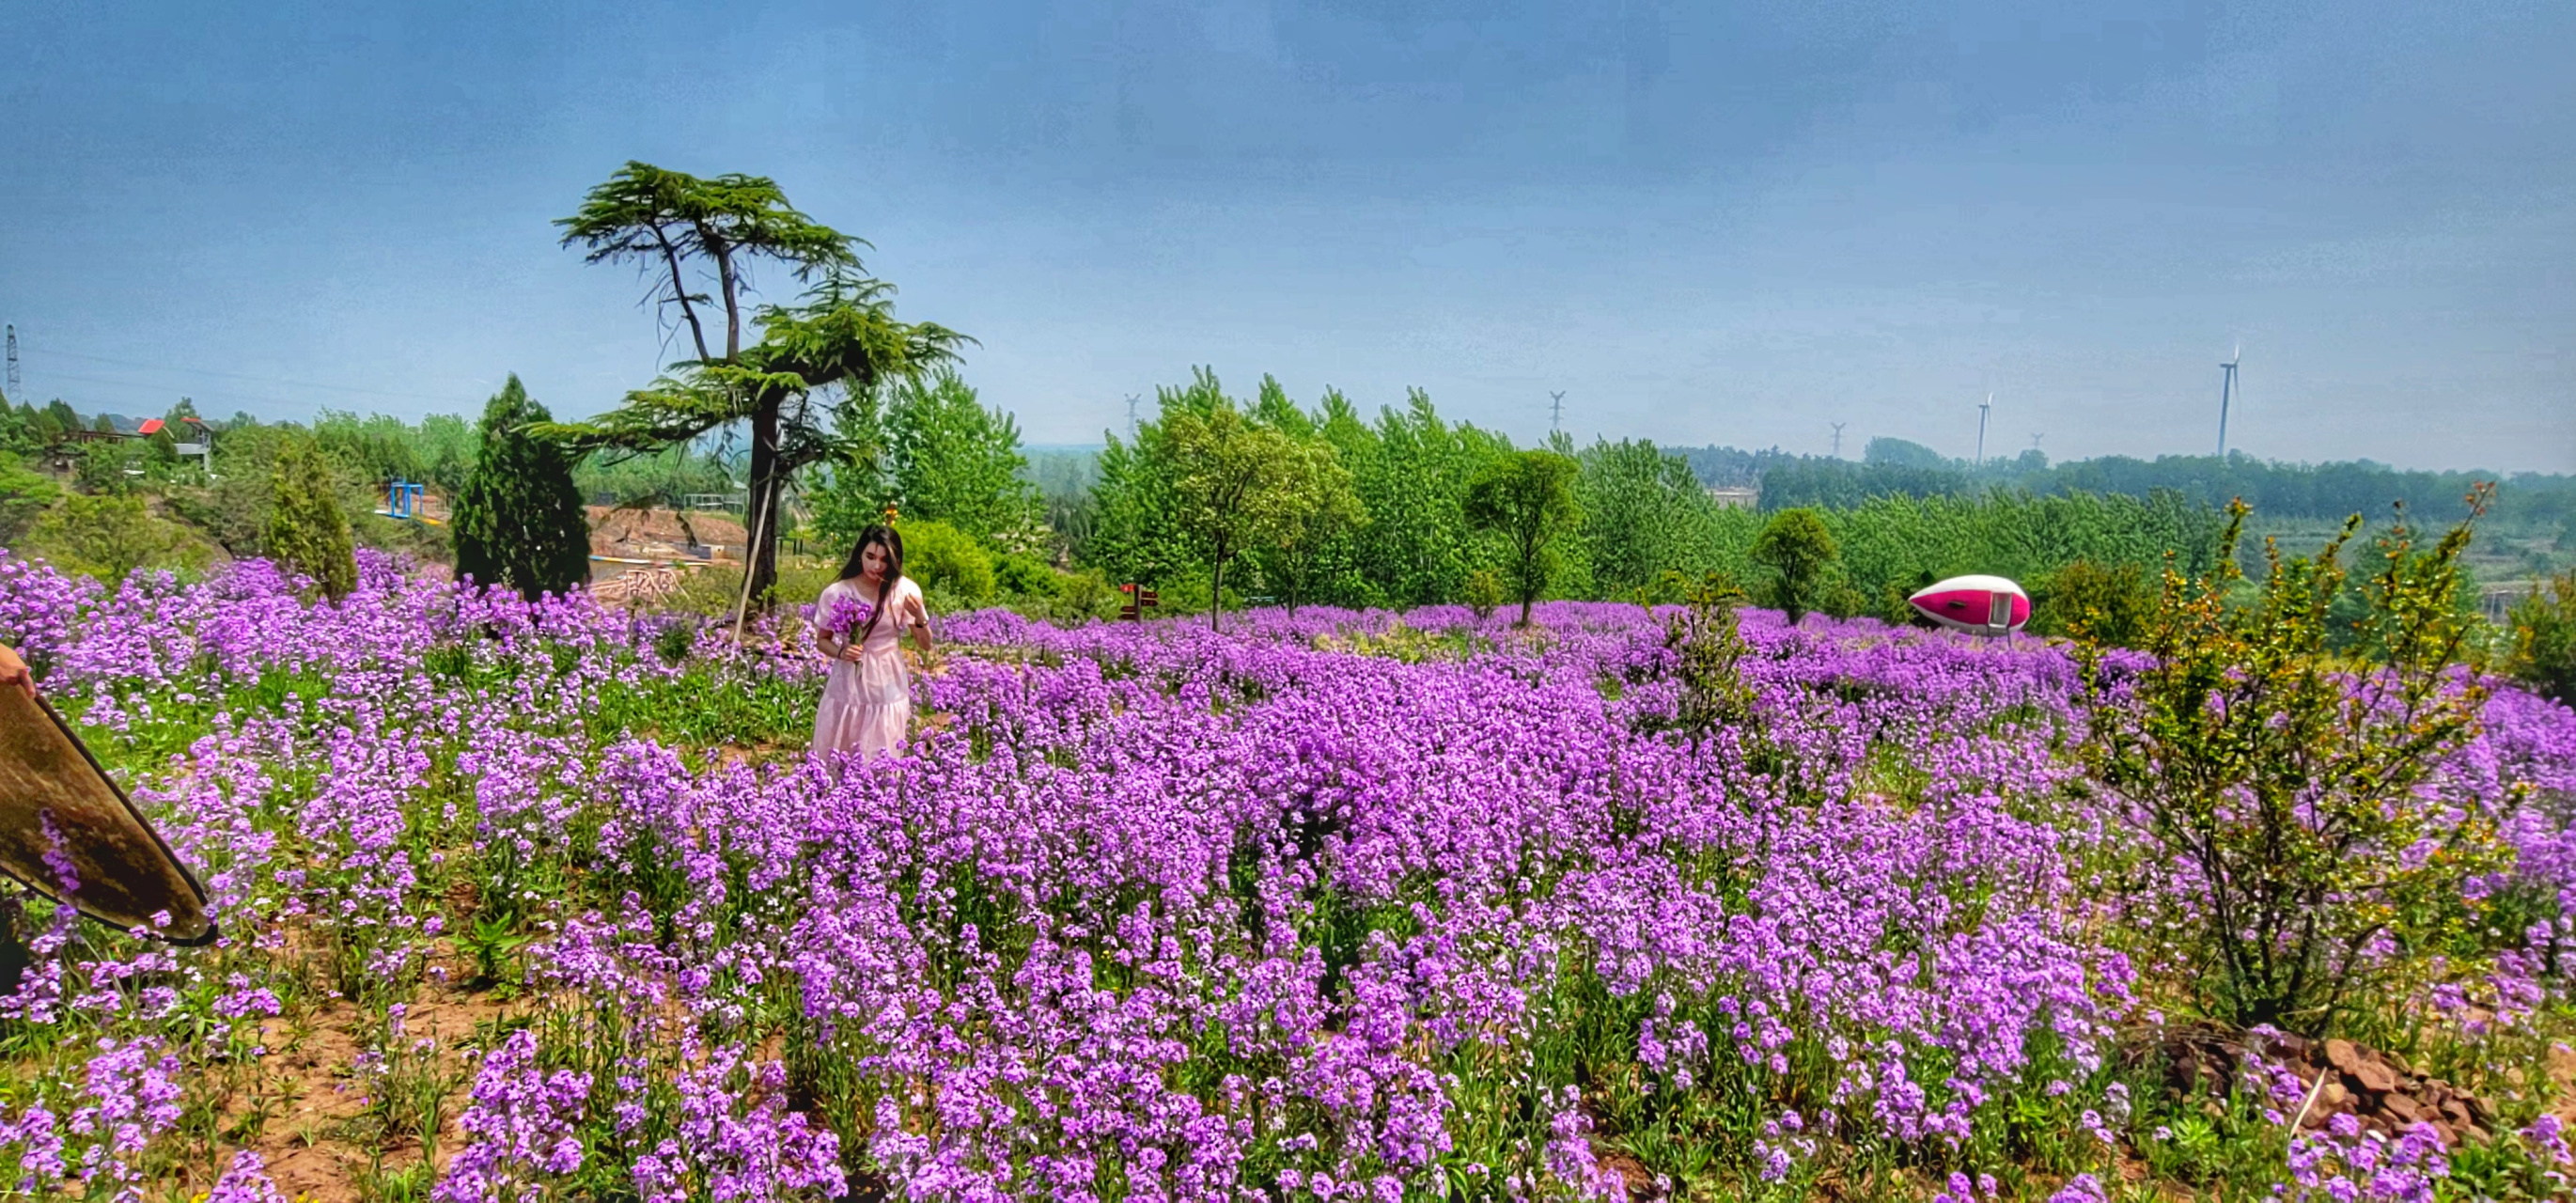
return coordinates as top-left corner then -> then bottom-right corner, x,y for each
811,525 -> 931,764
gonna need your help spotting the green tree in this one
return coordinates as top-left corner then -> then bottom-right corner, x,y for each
414,414 -> 480,496
1750,508 -> 1839,625
549,162 -> 968,617
1578,438 -> 1724,597
1237,380 -> 1368,614
1268,446 -> 1364,615
1085,370 -> 1226,593
314,410 -> 424,485
265,437 -> 358,600
884,370 -> 1039,547
1167,402 -> 1328,630
1464,449 -> 1583,628
452,376 -> 593,602
1353,393 -> 1510,609
1,405 -> 40,458
164,420 -> 301,558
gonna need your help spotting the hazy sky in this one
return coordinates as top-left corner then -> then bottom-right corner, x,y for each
4,0 -> 2570,472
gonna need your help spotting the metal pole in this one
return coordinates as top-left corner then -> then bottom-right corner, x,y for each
730,478 -> 772,648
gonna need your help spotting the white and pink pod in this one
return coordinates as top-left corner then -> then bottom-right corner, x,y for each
1906,575 -> 2030,635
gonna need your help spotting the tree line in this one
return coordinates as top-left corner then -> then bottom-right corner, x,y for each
1071,370 -> 2255,631
1689,434 -> 2576,529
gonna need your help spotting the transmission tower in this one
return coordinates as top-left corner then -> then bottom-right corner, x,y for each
1549,391 -> 1567,433
1830,421 -> 1847,458
4,325 -> 17,402
1125,394 -> 1142,438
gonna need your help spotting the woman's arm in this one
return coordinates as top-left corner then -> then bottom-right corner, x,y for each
907,589 -> 933,651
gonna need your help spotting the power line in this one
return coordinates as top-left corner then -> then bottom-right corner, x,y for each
26,369 -> 352,416
25,343 -> 477,405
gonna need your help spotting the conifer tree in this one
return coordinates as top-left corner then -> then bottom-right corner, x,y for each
453,375 -> 593,601
264,437 -> 357,600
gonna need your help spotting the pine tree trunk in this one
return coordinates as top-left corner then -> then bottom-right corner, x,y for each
744,403 -> 783,614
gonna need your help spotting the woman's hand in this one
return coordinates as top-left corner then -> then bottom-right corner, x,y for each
0,643 -> 31,700
836,643 -> 868,664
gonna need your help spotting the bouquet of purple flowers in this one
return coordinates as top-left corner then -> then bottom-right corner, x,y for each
818,593 -> 875,646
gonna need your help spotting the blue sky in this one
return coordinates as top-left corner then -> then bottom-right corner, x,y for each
3,0 -> 2569,472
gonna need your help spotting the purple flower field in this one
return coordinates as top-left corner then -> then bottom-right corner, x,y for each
1,550 -> 2571,1201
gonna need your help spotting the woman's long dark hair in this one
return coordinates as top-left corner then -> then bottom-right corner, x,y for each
837,525 -> 905,646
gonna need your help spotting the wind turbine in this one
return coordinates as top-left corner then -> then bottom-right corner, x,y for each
2216,345 -> 2240,460
1975,394 -> 1994,467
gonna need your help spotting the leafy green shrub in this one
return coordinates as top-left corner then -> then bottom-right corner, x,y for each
2077,498 -> 2514,1033
1050,569 -> 1119,627
2032,559 -> 2153,646
0,464 -> 60,547
23,492 -> 213,583
993,552 -> 1060,599
1463,569 -> 1503,621
2506,568 -> 2576,704
1819,578 -> 1871,619
1661,571 -> 1754,745
897,519 -> 994,605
